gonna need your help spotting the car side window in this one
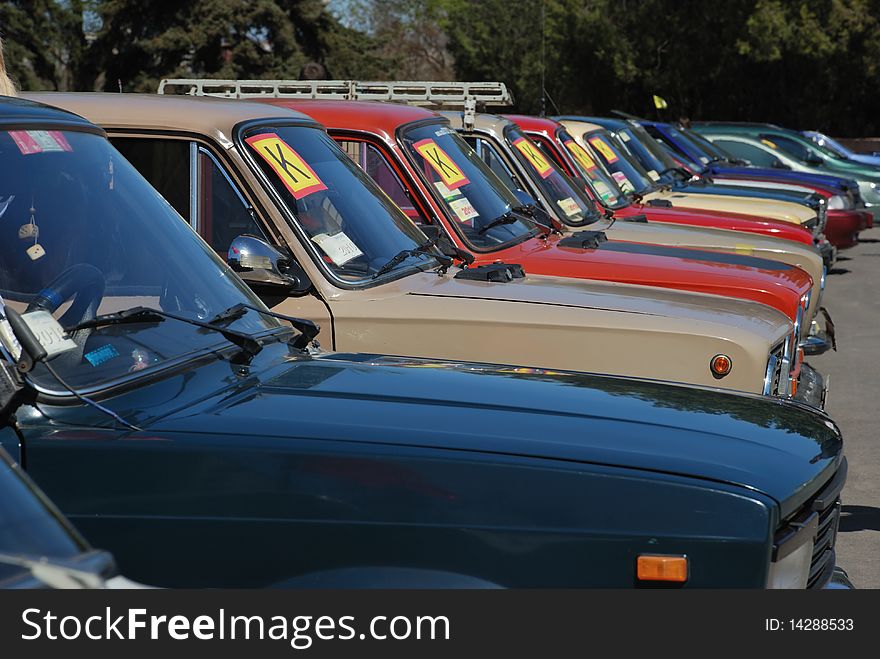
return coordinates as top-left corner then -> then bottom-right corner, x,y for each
762,134 -> 811,162
197,148 -> 268,255
336,139 -> 429,225
712,139 -> 778,167
465,136 -> 527,195
112,137 -> 191,222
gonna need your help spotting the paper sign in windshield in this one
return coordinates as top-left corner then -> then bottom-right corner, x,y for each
588,136 -> 618,163
556,197 -> 582,218
9,131 -> 72,156
646,169 -> 660,181
246,133 -> 328,200
593,181 -> 616,203
564,140 -> 598,173
312,231 -> 363,267
449,196 -> 479,223
414,139 -> 469,189
512,137 -> 553,178
434,180 -> 462,200
612,171 -> 634,193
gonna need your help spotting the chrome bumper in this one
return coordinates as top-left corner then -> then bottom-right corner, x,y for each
794,362 -> 828,409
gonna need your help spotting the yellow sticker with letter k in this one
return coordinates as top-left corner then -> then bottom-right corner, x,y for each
414,139 -> 470,189
588,136 -> 619,163
512,137 -> 553,178
246,133 -> 328,200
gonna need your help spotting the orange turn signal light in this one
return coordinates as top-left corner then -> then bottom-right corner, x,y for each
637,555 -> 689,583
710,354 -> 732,378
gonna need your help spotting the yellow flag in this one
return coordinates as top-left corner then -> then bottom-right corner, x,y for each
652,94 -> 668,110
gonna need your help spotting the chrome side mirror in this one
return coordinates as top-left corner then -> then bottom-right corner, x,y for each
228,235 -> 313,299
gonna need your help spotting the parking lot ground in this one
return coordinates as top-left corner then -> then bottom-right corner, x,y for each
809,223 -> 880,588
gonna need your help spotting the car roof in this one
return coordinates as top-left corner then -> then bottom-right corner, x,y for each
257,99 -> 442,141
502,114 -> 563,138
556,116 -> 630,131
0,95 -> 101,132
21,92 -> 320,140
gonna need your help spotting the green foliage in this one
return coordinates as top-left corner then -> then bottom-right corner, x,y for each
3,0 -> 880,134
0,0 -> 90,90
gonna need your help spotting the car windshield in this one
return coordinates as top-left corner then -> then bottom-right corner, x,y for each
616,125 -> 680,184
503,126 -> 599,225
0,128 -> 282,393
584,130 -> 656,195
808,133 -> 850,159
399,122 -> 537,249
679,127 -> 731,162
243,124 -> 436,282
0,451 -> 89,584
557,129 -> 627,208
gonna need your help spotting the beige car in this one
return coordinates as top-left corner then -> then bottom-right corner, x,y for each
560,119 -> 819,228
441,111 -> 826,330
26,92 -> 800,399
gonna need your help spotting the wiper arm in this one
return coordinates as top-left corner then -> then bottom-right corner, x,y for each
0,552 -> 110,589
66,306 -> 262,363
372,238 -> 449,279
207,302 -> 321,351
477,210 -> 521,235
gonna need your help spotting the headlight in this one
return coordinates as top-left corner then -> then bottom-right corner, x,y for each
767,514 -> 818,589
858,180 -> 880,203
827,194 -> 846,210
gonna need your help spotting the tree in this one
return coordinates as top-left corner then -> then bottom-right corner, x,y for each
89,0 -> 391,92
0,0 -> 91,91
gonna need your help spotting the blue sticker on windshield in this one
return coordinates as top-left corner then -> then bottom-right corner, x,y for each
85,344 -> 119,367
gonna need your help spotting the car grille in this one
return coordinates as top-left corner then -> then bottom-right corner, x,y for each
774,458 -> 846,589
763,341 -> 786,396
808,496 -> 840,588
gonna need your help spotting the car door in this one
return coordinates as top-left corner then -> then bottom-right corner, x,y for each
112,135 -> 335,347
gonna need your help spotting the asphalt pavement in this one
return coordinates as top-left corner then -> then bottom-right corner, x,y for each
809,224 -> 880,588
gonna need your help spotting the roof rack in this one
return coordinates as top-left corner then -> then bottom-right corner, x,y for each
158,79 -> 513,106
157,79 -> 514,129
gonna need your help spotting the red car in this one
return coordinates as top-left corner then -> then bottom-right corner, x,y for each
507,114 -> 819,247
258,99 -> 814,335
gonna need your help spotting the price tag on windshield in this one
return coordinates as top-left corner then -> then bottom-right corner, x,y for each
22,311 -> 78,358
246,133 -> 328,200
588,137 -> 618,163
449,196 -> 479,223
512,138 -> 553,178
414,139 -> 470,190
312,231 -> 363,267
556,197 -> 582,218
612,171 -> 634,193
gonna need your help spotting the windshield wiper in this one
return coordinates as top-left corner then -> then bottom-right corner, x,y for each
372,238 -> 448,279
0,551 -> 113,589
477,209 -> 525,235
66,306 -> 262,363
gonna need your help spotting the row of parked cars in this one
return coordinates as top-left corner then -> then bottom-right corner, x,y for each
0,79 -> 867,588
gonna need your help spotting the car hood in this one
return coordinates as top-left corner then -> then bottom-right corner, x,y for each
617,204 -> 815,245
471,233 -> 811,320
399,268 -> 791,338
147,345 -> 841,518
708,166 -> 858,193
645,190 -> 816,225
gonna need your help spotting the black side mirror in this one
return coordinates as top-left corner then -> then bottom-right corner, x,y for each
804,154 -> 823,166
228,235 -> 313,302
